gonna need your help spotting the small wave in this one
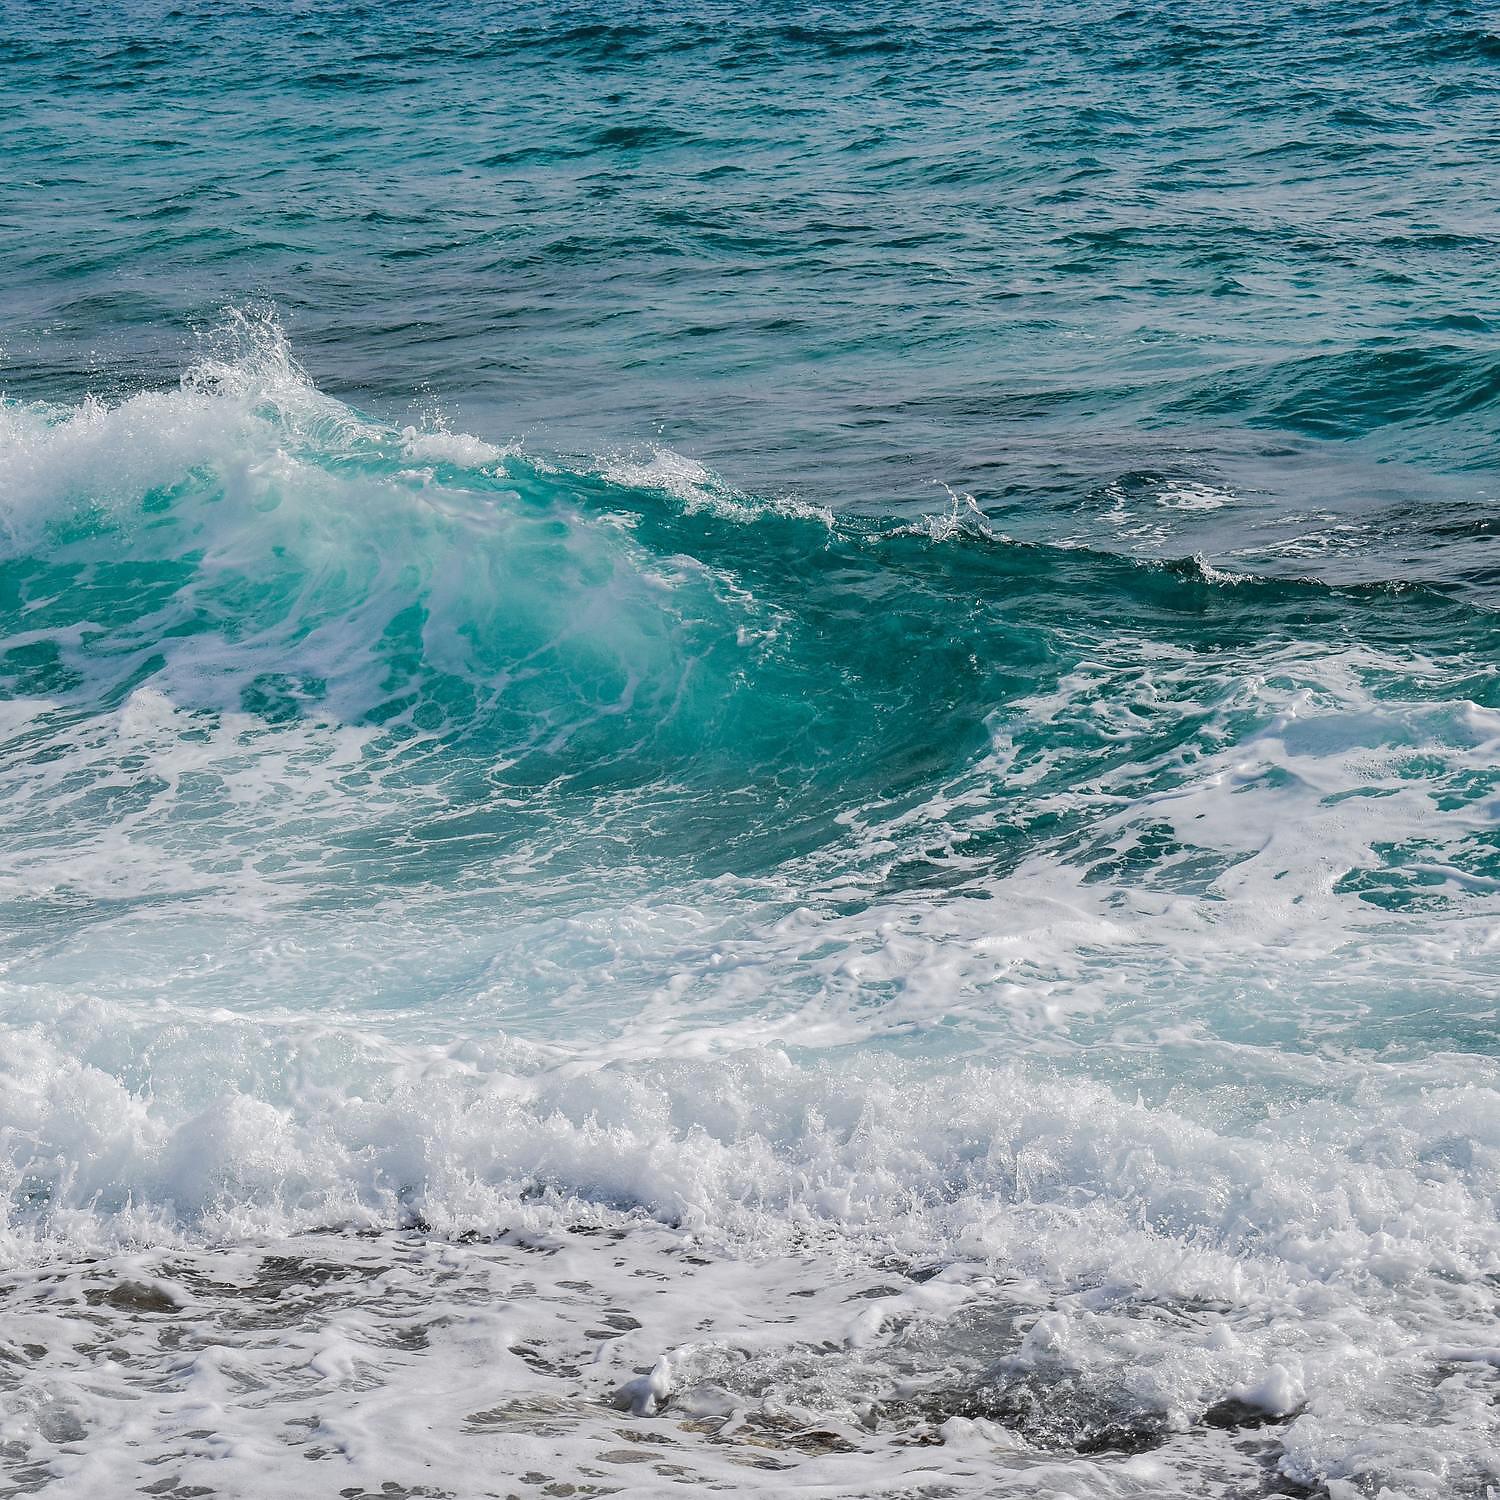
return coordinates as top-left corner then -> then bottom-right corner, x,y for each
1169,341 -> 1500,461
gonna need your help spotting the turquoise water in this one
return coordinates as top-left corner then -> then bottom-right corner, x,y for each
3,5 -> 1500,1496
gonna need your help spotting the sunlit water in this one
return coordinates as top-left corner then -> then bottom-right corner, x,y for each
3,4 -> 1500,1496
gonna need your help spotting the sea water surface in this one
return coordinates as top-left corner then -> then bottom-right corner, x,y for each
3,3 -> 1500,1496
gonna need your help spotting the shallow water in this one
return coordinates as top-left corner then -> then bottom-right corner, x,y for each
3,3 -> 1500,1496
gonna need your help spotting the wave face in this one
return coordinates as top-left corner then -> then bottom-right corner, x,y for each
3,2 -> 1500,1495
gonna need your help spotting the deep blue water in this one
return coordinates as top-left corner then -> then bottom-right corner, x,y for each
7,3 -> 1500,522
3,4 -> 1500,1496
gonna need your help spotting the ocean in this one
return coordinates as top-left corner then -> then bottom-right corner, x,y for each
2,2 -> 1500,1495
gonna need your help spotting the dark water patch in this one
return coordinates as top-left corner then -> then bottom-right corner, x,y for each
925,1372 -> 1171,1456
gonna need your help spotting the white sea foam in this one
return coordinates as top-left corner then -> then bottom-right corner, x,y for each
2,1009 -> 1498,1495
4,323 -> 1500,1495
400,423 -> 516,469
1156,481 -> 1235,513
601,445 -> 834,525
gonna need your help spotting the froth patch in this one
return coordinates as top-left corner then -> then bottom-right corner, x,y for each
3,1001 -> 1499,1311
600,445 -> 833,524
400,425 -> 515,469
2,1223 -> 1494,1498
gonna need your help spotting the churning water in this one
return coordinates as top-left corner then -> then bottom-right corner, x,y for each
3,4 -> 1500,1495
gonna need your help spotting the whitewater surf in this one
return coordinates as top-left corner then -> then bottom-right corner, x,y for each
5,3 -> 1500,1494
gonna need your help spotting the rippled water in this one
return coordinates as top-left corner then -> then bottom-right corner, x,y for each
3,3 -> 1500,1497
